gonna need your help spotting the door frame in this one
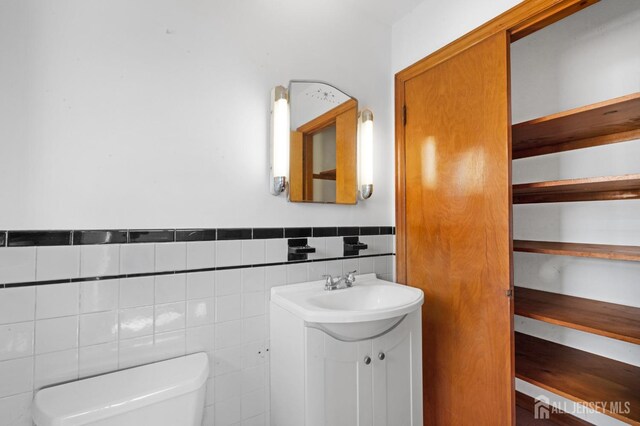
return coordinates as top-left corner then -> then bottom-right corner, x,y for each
394,0 -> 598,285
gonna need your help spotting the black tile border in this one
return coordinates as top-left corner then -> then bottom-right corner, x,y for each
0,252 -> 396,289
0,226 -> 395,247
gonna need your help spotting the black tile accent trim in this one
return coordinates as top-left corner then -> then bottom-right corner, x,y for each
359,226 -> 380,236
129,230 -> 176,243
8,231 -> 72,247
1,252 -> 395,288
176,229 -> 217,242
0,231 -> 6,247
73,230 -> 128,245
380,226 -> 393,235
217,228 -> 252,240
284,227 -> 312,238
253,228 -> 284,239
312,227 -> 337,237
337,226 -> 359,236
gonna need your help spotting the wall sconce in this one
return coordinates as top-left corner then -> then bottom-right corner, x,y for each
358,109 -> 374,200
270,85 -> 290,196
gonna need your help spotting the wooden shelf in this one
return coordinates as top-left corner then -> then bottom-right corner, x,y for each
513,174 -> 640,203
312,169 -> 336,181
513,240 -> 640,262
515,287 -> 640,344
515,333 -> 640,425
516,391 -> 592,426
512,93 -> 640,159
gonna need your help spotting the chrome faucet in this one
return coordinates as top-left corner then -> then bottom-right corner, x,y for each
323,270 -> 357,291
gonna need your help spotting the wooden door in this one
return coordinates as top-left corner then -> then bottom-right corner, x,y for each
400,32 -> 514,425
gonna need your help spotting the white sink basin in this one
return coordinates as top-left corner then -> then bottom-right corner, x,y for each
271,273 -> 423,341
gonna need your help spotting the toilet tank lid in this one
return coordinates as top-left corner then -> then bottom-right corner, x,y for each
32,353 -> 209,426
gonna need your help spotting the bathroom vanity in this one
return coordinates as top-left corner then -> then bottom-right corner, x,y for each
270,274 -> 424,426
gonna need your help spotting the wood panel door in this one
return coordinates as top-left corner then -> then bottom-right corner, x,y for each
400,31 -> 514,425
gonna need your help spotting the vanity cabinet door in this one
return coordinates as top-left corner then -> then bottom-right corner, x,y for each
371,311 -> 422,426
305,327 -> 373,426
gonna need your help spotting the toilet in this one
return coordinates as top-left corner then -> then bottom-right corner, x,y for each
32,353 -> 209,426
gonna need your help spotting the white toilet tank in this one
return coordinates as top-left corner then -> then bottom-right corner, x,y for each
32,352 -> 209,426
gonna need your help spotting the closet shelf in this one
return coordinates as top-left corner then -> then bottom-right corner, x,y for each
515,332 -> 640,425
513,240 -> 640,262
312,169 -> 336,180
515,287 -> 640,344
515,391 -> 592,426
513,174 -> 640,203
512,92 -> 640,159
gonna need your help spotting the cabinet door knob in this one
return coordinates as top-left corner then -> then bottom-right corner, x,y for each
378,352 -> 385,361
364,356 -> 371,365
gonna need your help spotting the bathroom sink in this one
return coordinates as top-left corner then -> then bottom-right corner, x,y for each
271,273 -> 423,340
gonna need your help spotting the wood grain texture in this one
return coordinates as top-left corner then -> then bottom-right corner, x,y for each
289,131 -> 304,201
512,93 -> 640,159
516,391 -> 593,426
403,32 -> 513,425
335,104 -> 357,204
515,287 -> 640,344
395,0 -> 597,83
312,169 -> 336,180
513,174 -> 640,203
513,240 -> 640,261
515,333 -> 640,425
296,98 -> 357,134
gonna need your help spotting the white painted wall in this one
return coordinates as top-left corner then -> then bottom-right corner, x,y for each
0,0 -> 393,229
511,2 -> 640,424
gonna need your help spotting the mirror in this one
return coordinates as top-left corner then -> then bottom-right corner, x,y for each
288,81 -> 358,204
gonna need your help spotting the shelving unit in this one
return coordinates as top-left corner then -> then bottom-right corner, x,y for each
512,93 -> 640,159
515,287 -> 640,344
513,174 -> 640,204
512,88 -> 640,424
515,333 -> 640,425
312,169 -> 336,181
515,392 -> 592,426
513,240 -> 640,261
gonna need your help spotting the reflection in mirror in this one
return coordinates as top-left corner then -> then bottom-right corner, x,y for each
289,81 -> 358,204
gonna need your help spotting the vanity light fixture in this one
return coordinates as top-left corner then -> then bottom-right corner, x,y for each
270,85 -> 290,195
358,109 -> 374,200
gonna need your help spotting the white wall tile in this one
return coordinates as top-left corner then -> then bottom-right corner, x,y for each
0,322 -> 33,361
79,341 -> 118,378
242,316 -> 266,344
241,268 -> 264,293
79,311 -> 118,346
242,240 -> 265,265
34,348 -> 78,390
325,237 -> 343,258
0,391 -> 33,426
119,306 -> 154,339
241,364 -> 265,394
120,243 -> 155,274
242,413 -> 266,426
186,324 -> 215,354
153,330 -> 186,361
155,273 -> 186,303
242,293 -> 265,318
0,248 -> 36,284
216,270 -> 241,296
36,283 -> 79,319
186,241 -> 216,269
215,396 -> 241,426
307,237 -> 326,260
374,255 -> 390,275
215,320 -> 242,349
358,257 -> 374,274
80,279 -> 119,313
286,263 -> 307,284
118,335 -> 154,369
154,302 -> 186,333
264,266 -> 286,291
307,261 -> 327,281
0,357 -> 33,397
36,246 -> 80,281
342,258 -> 358,275
0,287 -> 35,324
80,244 -> 120,277
215,372 -> 242,402
187,271 -> 215,300
155,242 -> 187,272
265,239 -> 287,263
119,276 -> 154,308
216,241 -> 242,267
242,388 -> 266,420
216,294 -> 241,323
241,341 -> 268,369
326,260 -> 342,277
35,316 -> 78,354
187,298 -> 215,328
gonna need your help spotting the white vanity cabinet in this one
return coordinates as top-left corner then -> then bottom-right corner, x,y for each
270,281 -> 423,426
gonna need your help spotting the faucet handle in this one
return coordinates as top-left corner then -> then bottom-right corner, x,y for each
346,270 -> 357,285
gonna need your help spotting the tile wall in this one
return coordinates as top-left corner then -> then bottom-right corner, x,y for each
0,227 -> 395,426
